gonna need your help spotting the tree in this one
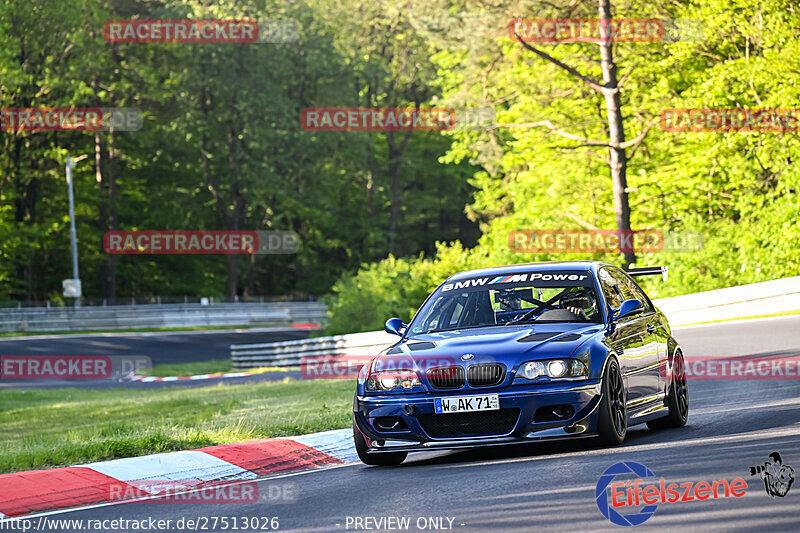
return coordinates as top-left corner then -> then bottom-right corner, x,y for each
312,0 -> 439,254
508,0 -> 661,266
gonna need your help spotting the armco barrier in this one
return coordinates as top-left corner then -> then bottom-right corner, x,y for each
229,276 -> 800,369
0,302 -> 327,333
231,330 -> 396,369
652,275 -> 800,326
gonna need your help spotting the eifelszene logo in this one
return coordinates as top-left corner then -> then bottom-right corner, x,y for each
595,461 -> 748,527
749,452 -> 795,497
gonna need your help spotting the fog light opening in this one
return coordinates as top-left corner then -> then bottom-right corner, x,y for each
552,405 -> 574,419
533,404 -> 575,423
374,416 -> 408,431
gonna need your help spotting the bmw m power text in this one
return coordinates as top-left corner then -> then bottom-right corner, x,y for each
353,261 -> 688,465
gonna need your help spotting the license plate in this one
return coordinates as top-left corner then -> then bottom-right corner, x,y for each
434,394 -> 499,414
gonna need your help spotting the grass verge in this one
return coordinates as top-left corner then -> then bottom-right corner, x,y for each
145,359 -> 294,377
0,378 -> 353,474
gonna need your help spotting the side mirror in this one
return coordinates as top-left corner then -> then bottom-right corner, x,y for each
384,317 -> 407,336
615,299 -> 644,321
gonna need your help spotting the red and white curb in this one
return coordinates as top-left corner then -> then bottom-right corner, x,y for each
0,429 -> 355,518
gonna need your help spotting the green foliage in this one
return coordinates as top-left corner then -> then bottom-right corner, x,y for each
325,0 -> 800,333
2,0 -> 798,326
0,0 -> 478,302
324,241 -> 486,334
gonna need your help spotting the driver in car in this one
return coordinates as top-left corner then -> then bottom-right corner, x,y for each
561,287 -> 598,321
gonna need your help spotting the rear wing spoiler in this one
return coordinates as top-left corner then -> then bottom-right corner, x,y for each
625,266 -> 668,282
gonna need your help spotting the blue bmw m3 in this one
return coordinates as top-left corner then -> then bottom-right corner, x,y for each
352,261 -> 689,466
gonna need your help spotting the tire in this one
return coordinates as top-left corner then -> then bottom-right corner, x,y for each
597,358 -> 627,446
353,416 -> 407,466
647,349 -> 689,430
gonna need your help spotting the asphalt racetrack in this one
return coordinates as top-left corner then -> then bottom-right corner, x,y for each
0,327 -> 310,365
12,315 -> 800,532
0,327 -> 308,389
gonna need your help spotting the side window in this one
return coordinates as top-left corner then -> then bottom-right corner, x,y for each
607,268 -> 654,313
598,268 -> 625,310
622,275 -> 654,312
607,268 -> 636,301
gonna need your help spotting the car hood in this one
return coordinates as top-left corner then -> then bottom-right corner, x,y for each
374,323 -> 603,371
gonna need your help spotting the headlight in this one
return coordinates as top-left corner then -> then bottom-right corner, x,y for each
518,359 -> 588,381
548,360 -> 568,377
366,370 -> 420,391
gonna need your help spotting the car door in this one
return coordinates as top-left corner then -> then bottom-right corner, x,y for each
622,273 -> 669,397
609,268 -> 663,411
599,267 -> 656,409
598,268 -> 640,404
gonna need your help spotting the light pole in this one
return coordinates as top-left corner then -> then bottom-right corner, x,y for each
65,154 -> 88,306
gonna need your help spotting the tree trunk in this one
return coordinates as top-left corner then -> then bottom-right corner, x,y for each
224,121 -> 246,301
199,75 -> 245,301
107,129 -> 118,299
384,126 -> 413,256
13,176 -> 37,301
363,82 -> 376,224
386,131 -> 401,254
366,148 -> 375,223
598,0 -> 635,267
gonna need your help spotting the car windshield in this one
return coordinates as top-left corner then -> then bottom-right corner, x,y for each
408,271 -> 601,334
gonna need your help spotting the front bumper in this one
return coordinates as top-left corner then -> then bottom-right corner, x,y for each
353,380 -> 603,454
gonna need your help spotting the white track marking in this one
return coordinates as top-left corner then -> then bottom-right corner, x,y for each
283,429 -> 359,463
81,450 -> 257,488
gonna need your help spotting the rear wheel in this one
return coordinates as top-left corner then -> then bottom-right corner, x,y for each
353,416 -> 407,466
647,350 -> 688,430
597,358 -> 627,446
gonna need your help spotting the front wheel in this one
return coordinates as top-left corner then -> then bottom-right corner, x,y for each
647,349 -> 688,430
597,358 -> 627,446
353,416 -> 407,466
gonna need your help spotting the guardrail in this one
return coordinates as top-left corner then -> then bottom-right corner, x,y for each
231,330 -> 396,369
652,275 -> 800,326
0,301 -> 327,333
230,276 -> 800,369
